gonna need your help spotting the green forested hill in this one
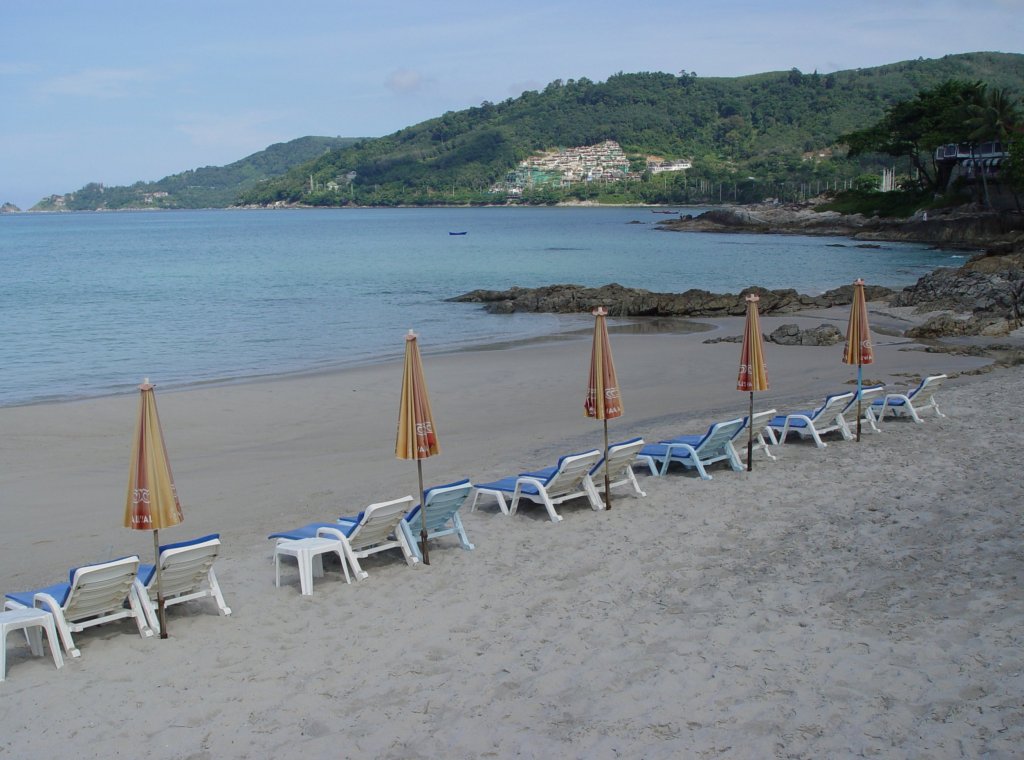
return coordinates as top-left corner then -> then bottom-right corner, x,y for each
34,136 -> 359,210
239,52 -> 1024,207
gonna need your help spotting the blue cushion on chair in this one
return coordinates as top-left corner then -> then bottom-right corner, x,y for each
138,564 -> 156,586
269,522 -> 343,541
475,476 -> 521,492
6,582 -> 71,608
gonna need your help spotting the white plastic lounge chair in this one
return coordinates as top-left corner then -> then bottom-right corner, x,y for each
871,374 -> 948,423
398,479 -> 475,563
526,440 -> 648,501
591,438 -> 647,499
842,384 -> 886,434
470,449 -> 603,523
133,534 -> 231,634
637,418 -> 746,479
767,391 -> 855,449
4,556 -> 152,658
740,409 -> 779,463
276,496 -> 419,582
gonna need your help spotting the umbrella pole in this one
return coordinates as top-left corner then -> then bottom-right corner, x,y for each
747,390 -> 754,472
153,529 -> 168,639
603,418 -> 611,510
856,363 -> 863,442
417,459 -> 430,565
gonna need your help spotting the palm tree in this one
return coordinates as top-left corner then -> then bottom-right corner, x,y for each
966,87 -> 1023,207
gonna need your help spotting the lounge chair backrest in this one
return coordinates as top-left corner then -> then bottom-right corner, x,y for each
348,496 -> 415,551
746,409 -> 777,435
142,535 -> 221,601
843,384 -> 885,413
909,374 -> 946,405
813,392 -> 855,420
544,450 -> 602,499
406,480 -> 473,535
592,438 -> 645,482
696,418 -> 746,455
64,556 -> 141,621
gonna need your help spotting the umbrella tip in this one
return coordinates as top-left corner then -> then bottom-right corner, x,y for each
854,278 -> 865,286
406,329 -> 417,341
593,306 -> 607,317
745,293 -> 760,303
140,377 -> 153,390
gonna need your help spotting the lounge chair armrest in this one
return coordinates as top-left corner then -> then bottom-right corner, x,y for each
32,592 -> 64,616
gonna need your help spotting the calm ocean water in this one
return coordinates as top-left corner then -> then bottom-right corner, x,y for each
0,207 -> 964,407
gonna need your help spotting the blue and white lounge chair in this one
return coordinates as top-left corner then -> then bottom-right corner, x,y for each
470,449 -> 603,523
738,409 -> 779,463
591,438 -> 647,499
871,374 -> 948,423
526,439 -> 647,501
768,391 -> 855,449
133,534 -> 231,635
399,479 -> 475,563
270,495 -> 418,582
4,556 -> 152,658
637,418 -> 746,479
841,384 -> 886,434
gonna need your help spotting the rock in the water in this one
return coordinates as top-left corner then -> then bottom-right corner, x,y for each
449,282 -> 895,317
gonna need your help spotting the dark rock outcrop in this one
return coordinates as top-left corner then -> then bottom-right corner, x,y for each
891,248 -> 1024,335
659,202 -> 1024,247
769,323 -> 843,346
449,282 -> 895,318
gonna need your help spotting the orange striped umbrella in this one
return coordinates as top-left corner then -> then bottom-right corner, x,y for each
737,293 -> 769,470
842,279 -> 874,441
585,306 -> 622,508
396,330 -> 439,563
124,379 -> 183,638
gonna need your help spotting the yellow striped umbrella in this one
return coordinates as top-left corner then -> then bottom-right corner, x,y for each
737,293 -> 769,470
585,306 -> 622,507
124,379 -> 183,638
842,279 -> 875,441
396,330 -> 440,563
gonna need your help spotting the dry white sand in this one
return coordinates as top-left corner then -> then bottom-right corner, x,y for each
1,306 -> 1021,758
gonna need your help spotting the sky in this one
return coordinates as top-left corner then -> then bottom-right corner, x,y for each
2,0 -> 1022,210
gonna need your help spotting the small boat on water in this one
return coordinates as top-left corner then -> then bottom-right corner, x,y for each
449,231 -> 468,236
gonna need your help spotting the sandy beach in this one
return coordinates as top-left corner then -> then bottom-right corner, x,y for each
1,304 -> 1021,758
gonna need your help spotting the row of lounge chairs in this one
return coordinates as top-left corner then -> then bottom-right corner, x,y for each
4,535 -> 230,661
2,375 -> 948,674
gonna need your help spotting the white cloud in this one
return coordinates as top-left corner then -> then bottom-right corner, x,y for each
385,68 -> 427,94
40,67 -> 155,99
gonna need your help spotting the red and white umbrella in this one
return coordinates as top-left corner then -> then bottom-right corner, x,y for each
737,293 -> 769,470
395,330 -> 440,563
124,379 -> 183,638
842,279 -> 874,441
585,306 -> 622,507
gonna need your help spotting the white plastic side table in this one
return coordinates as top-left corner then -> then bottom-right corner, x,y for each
1,608 -> 64,681
274,537 -> 348,596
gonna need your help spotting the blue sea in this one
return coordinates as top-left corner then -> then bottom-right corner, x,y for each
0,207 -> 964,407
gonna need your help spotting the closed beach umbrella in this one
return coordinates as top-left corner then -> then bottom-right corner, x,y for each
842,279 -> 875,442
737,293 -> 769,471
585,306 -> 623,508
124,379 -> 184,639
396,330 -> 440,564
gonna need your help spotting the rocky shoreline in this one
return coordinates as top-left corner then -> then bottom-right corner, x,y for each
656,201 -> 1024,249
451,205 -> 1024,345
